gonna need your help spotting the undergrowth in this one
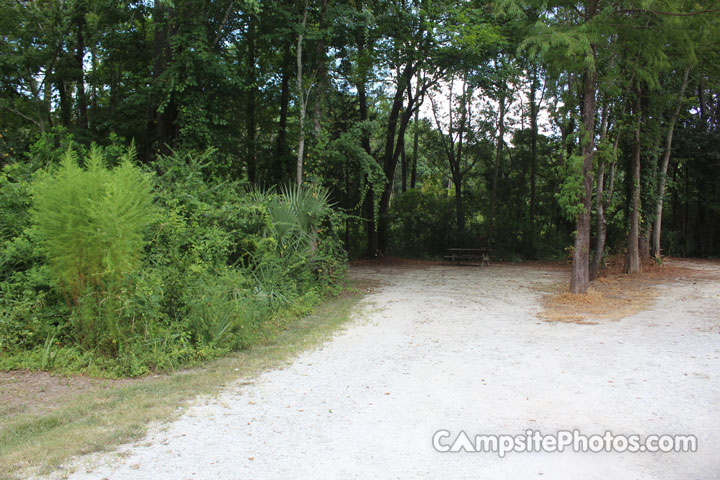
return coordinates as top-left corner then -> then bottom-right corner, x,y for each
0,138 -> 346,377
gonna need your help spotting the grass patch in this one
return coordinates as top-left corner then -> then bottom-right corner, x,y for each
0,284 -> 368,480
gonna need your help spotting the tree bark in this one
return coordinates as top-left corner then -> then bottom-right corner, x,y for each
569,61 -> 597,293
652,66 -> 690,258
590,102 -> 611,279
57,77 -> 72,127
625,90 -> 642,274
697,80 -> 705,121
296,3 -> 309,186
590,131 -> 618,280
43,66 -> 53,129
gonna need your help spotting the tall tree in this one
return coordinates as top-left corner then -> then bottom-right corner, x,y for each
296,0 -> 311,185
525,0 -> 603,293
429,74 -> 480,231
652,66 -> 690,258
625,88 -> 643,274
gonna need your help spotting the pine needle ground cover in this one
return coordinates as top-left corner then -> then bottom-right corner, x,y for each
539,257 -> 706,323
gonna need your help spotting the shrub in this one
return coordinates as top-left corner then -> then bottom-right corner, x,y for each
2,144 -> 347,377
32,145 -> 156,354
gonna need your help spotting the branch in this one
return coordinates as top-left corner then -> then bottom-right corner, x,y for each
461,155 -> 480,178
429,94 -> 457,178
213,0 -> 235,46
1,103 -> 43,129
616,2 -> 720,16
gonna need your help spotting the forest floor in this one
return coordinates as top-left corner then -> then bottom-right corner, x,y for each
25,259 -> 720,479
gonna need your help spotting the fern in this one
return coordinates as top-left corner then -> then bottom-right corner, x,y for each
32,144 -> 156,353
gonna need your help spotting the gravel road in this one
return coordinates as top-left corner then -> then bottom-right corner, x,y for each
56,262 -> 720,479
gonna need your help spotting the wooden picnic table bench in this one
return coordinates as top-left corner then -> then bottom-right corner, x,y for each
445,248 -> 491,266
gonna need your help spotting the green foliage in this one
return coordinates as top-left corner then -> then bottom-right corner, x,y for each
388,188 -> 456,257
33,145 -> 155,307
0,163 -> 32,241
1,0 -> 718,374
1,144 -> 346,377
31,145 -> 155,355
556,153 -> 585,222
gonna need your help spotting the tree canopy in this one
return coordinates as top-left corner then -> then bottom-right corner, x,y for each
2,0 -> 719,295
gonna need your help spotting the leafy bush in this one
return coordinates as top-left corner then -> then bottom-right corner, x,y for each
32,145 -> 156,355
1,144 -> 346,377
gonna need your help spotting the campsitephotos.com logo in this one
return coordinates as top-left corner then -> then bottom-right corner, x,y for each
432,429 -> 698,457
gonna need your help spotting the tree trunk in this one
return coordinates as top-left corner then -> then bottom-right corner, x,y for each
313,0 -> 328,135
430,75 -> 470,232
625,91 -> 642,274
376,63 -> 416,253
411,104 -> 419,189
697,80 -> 705,121
359,85 -> 375,257
296,3 -> 309,186
155,5 -> 177,155
354,0 -> 376,257
90,46 -> 98,130
143,1 -> 168,161
591,160 -> 607,280
590,102 -> 611,279
489,92 -> 506,241
274,42 -> 292,183
529,66 -> 539,254
569,62 -> 597,294
246,13 -> 257,183
455,178 -> 464,231
639,232 -> 650,259
652,66 -> 690,258
43,66 -> 53,129
590,133 -> 618,280
400,141 -> 407,193
58,77 -> 72,127
75,13 -> 88,130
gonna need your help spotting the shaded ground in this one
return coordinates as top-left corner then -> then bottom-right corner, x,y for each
16,259 -> 720,479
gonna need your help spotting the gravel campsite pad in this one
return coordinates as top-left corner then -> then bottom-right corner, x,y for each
53,261 -> 720,479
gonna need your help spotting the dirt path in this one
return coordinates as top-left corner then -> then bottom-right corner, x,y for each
54,262 -> 719,479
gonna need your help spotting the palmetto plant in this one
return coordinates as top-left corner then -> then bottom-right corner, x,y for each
253,183 -> 333,254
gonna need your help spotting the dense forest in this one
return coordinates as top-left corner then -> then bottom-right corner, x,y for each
1,0 -> 719,374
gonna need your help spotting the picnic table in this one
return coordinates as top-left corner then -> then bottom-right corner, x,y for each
445,248 -> 491,266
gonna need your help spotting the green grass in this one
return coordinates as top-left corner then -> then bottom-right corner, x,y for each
0,286 -> 367,480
